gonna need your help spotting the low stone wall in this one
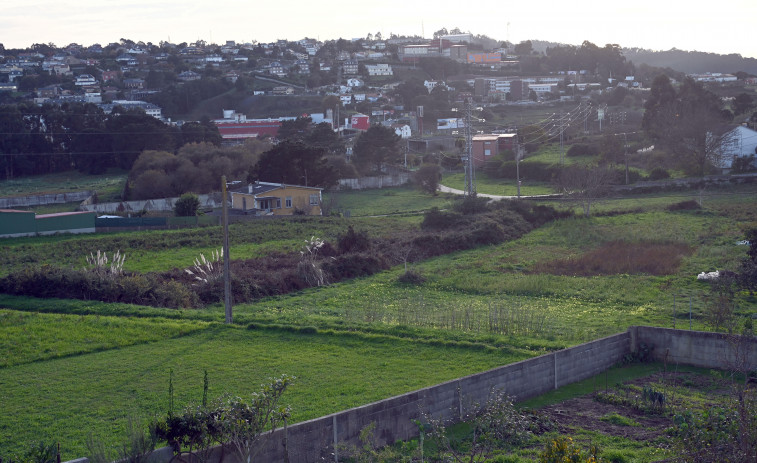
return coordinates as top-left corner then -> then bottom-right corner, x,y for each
79,193 -> 223,214
336,173 -> 411,190
0,191 -> 94,208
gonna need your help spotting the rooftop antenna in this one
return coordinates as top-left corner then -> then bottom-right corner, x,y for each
422,21 -> 425,38
507,22 -> 510,43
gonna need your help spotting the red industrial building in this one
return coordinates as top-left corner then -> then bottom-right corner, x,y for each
472,133 -> 518,167
213,110 -> 293,141
350,113 -> 370,131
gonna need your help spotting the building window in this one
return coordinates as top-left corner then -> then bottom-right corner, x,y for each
309,194 -> 319,206
484,149 -> 491,156
285,197 -> 292,208
276,198 -> 281,209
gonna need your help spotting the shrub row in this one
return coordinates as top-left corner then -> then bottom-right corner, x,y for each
0,199 -> 568,309
0,265 -> 196,308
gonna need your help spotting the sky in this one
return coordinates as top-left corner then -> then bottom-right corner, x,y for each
2,0 -> 756,60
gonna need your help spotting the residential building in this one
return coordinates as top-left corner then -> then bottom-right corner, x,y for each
273,86 -> 294,95
718,125 -> 757,172
229,182 -> 323,216
346,78 -> 364,88
123,78 -> 145,89
99,100 -> 162,119
365,64 -> 393,76
343,60 -> 359,75
178,70 -> 201,81
393,123 -> 411,139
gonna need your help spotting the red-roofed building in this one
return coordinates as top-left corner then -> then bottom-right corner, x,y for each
213,110 -> 295,141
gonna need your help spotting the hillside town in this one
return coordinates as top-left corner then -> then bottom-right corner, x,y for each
1,27 -> 757,463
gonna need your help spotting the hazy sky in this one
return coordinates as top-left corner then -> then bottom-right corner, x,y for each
2,1 -> 756,59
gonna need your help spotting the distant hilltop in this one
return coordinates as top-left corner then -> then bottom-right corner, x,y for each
528,40 -> 757,75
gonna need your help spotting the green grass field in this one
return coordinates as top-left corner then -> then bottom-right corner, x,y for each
1,179 -> 756,460
0,170 -> 127,203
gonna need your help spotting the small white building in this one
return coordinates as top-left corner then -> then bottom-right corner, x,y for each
74,74 -> 97,86
393,124 -> 411,139
346,78 -> 364,88
718,125 -> 757,171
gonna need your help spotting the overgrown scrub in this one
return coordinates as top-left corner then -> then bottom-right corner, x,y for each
0,200 -> 565,308
0,265 -> 196,308
532,241 -> 693,276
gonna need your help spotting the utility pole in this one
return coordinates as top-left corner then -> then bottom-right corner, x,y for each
516,142 -> 525,198
463,98 -> 476,197
221,176 -> 232,324
623,132 -> 629,185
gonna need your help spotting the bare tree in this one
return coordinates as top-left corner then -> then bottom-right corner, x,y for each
556,164 -> 617,217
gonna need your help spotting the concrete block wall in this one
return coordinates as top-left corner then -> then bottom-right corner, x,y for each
336,174 -> 411,190
243,332 -> 630,462
631,326 -> 757,371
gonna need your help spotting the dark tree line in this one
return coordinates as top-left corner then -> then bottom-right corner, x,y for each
0,102 -> 221,179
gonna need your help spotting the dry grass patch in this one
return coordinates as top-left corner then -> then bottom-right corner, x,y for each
533,241 -> 694,276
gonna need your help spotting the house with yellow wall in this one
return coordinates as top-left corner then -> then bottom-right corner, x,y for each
229,181 -> 323,216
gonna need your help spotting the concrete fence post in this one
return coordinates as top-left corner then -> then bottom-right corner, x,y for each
553,351 -> 558,390
333,415 -> 338,462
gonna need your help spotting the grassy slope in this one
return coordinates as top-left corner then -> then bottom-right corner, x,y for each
0,171 -> 127,202
0,323 -> 530,458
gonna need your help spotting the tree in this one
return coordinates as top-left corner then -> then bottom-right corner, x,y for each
414,164 -> 442,195
181,118 -> 222,146
513,40 -> 533,56
174,193 -> 200,217
556,164 -> 617,217
733,93 -> 755,115
642,76 -> 733,176
424,391 -> 531,463
252,141 -> 337,188
351,125 -> 402,174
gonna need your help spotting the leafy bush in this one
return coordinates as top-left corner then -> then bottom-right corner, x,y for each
397,269 -> 426,285
539,436 -> 601,463
647,167 -> 670,180
453,195 -> 492,215
667,200 -> 701,211
498,161 -> 559,182
323,253 -> 388,280
337,225 -> 371,253
174,193 -> 200,217
566,143 -> 599,157
421,207 -> 467,230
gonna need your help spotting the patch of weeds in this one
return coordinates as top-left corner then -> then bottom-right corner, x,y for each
600,412 -> 639,427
